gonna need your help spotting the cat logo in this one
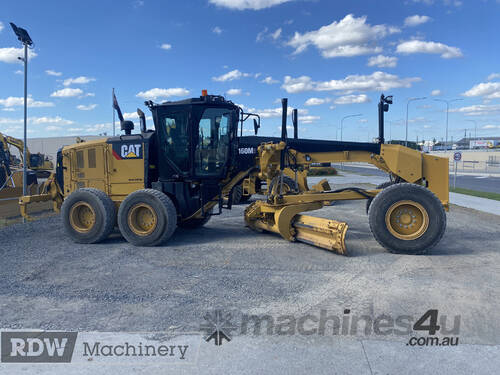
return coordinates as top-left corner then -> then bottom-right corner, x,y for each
111,142 -> 143,160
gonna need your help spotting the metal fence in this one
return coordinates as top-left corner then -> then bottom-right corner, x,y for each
448,155 -> 500,173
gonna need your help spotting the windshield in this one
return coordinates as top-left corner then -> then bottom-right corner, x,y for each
194,108 -> 232,176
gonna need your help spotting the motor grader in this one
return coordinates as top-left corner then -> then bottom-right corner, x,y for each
20,92 -> 448,255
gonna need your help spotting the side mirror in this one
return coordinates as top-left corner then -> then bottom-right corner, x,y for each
253,118 -> 259,135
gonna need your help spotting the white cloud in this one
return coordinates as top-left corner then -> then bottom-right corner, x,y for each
45,69 -> 62,76
334,94 -> 370,105
299,115 -> 320,124
209,0 -> 292,10
261,76 -> 279,84
282,71 -> 421,94
160,43 -> 172,50
304,97 -> 330,106
123,112 -> 139,120
136,87 -> 190,100
63,76 -> 96,86
462,82 -> 500,100
487,73 -> 500,81
77,104 -> 97,111
256,27 -> 268,42
404,15 -> 431,27
431,89 -> 442,96
31,116 -> 74,125
212,69 -> 250,82
0,116 -> 73,127
0,22 -> 3,32
14,70 -> 23,75
0,96 -> 54,108
84,123 -> 112,134
212,26 -> 223,34
410,0 -> 462,6
286,14 -> 400,58
45,126 -> 62,131
451,104 -> 500,116
0,118 -> 23,125
367,55 -> 397,68
248,106 -> 308,119
281,76 -> 315,93
396,40 -> 462,58
226,88 -> 242,95
482,124 -> 500,129
271,28 -> 282,40
0,47 -> 37,64
50,88 -> 84,98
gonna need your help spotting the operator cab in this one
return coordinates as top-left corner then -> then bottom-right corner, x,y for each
146,94 -> 240,181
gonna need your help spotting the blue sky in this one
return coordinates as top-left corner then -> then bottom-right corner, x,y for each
1,0 -> 500,143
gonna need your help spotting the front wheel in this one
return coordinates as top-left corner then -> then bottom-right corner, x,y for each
368,183 -> 446,254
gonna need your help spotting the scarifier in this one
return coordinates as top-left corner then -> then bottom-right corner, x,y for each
19,92 -> 449,255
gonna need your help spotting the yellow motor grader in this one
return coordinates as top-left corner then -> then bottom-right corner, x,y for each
20,93 -> 448,255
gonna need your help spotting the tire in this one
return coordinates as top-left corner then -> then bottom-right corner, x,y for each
231,184 -> 243,204
366,181 -> 394,214
61,188 -> 116,244
178,209 -> 212,229
268,176 -> 297,195
118,189 -> 177,246
368,183 -> 446,255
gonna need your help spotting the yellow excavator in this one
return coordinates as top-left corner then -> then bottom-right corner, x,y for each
0,132 -> 54,176
20,93 -> 448,255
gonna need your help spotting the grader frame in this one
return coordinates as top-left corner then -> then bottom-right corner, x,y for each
19,93 -> 449,255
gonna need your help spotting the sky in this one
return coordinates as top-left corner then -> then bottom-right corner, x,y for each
1,0 -> 500,144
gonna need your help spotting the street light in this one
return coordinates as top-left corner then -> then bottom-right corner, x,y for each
466,119 -> 477,140
405,97 -> 426,147
340,113 -> 362,141
9,22 -> 33,204
434,98 -> 463,151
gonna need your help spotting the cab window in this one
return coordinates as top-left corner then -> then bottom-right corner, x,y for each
194,108 -> 231,176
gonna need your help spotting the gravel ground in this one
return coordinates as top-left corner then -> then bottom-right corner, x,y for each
1,177 -> 500,373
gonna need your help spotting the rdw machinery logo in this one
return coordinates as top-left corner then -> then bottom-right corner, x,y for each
1,331 -> 77,363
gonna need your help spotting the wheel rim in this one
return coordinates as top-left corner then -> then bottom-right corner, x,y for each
69,201 -> 96,233
385,200 -> 429,240
127,203 -> 157,236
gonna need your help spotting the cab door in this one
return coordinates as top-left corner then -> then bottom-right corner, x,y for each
194,107 -> 233,178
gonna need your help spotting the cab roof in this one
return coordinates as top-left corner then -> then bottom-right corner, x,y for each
146,95 -> 239,109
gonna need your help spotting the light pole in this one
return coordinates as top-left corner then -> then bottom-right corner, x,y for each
466,119 -> 477,140
405,97 -> 426,147
10,23 -> 33,204
340,113 -> 362,141
434,98 -> 463,150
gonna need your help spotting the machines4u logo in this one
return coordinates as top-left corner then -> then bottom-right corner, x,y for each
1,331 -> 77,363
112,142 -> 143,160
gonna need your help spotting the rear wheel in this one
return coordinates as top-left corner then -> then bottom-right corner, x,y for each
61,188 -> 116,243
231,184 -> 243,204
368,183 -> 446,254
118,189 -> 177,246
